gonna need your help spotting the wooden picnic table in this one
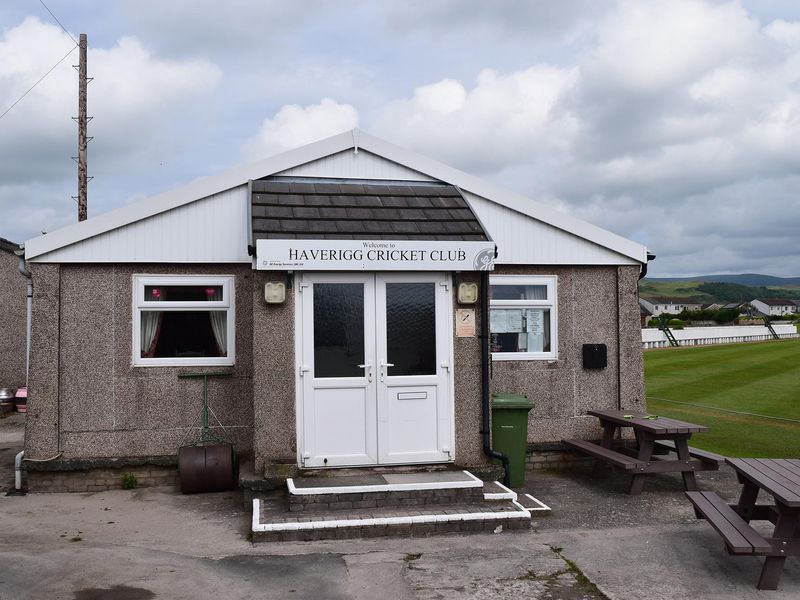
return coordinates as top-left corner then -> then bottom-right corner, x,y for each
687,458 -> 800,590
563,409 -> 721,495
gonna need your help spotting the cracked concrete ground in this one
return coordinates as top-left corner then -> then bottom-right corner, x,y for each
1,414 -> 798,599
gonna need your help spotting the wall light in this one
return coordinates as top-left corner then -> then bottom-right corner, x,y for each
264,281 -> 286,304
457,282 -> 479,305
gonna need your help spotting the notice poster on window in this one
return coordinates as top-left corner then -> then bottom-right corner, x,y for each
526,309 -> 544,335
490,309 -> 523,333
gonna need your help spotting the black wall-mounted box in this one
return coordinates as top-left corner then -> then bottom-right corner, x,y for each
582,344 -> 607,369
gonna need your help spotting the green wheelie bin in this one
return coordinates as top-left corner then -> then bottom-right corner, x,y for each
491,393 -> 534,488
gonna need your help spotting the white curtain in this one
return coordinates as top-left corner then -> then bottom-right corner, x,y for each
208,289 -> 227,356
141,311 -> 162,357
523,285 -> 548,300
141,287 -> 163,357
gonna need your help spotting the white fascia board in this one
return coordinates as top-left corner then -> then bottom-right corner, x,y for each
355,132 -> 648,264
25,132 -> 355,259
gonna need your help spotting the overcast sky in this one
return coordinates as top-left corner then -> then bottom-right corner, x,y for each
1,1 -> 799,277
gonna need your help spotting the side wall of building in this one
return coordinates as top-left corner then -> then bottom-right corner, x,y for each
0,249 -> 26,388
25,263 -> 254,461
490,265 -> 645,444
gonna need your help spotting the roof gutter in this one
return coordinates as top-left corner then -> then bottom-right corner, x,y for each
639,252 -> 656,280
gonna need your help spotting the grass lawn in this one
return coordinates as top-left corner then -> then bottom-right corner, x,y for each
644,338 -> 800,457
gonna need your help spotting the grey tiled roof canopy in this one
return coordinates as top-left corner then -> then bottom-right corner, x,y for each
251,178 -> 489,241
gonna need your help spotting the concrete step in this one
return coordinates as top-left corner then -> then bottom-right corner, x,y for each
287,469 -> 485,512
253,496 -> 532,542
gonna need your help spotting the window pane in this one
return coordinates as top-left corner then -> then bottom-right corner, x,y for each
490,308 -> 550,353
140,310 -> 227,358
313,283 -> 365,378
490,284 -> 548,301
386,283 -> 436,376
144,285 -> 223,302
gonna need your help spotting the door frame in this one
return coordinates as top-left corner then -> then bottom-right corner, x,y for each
294,271 -> 456,468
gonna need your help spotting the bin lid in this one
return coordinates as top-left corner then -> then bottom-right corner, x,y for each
491,393 -> 533,409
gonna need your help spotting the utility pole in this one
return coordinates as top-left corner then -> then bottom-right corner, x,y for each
76,33 -> 89,221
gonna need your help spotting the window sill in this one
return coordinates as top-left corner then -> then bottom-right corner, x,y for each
491,352 -> 557,362
132,358 -> 235,368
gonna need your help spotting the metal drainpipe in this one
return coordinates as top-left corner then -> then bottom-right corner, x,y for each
480,271 -> 510,486
16,250 -> 32,387
14,451 -> 25,494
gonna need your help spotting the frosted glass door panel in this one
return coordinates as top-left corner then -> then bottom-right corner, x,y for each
313,283 -> 365,378
385,283 -> 436,376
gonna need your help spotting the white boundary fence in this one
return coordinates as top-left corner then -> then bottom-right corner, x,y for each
642,324 -> 798,349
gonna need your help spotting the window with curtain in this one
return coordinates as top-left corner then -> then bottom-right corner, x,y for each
133,275 -> 235,367
489,275 -> 557,360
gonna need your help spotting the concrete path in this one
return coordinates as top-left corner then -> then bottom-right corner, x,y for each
1,418 -> 798,598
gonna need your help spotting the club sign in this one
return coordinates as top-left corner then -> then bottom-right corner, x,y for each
256,239 -> 496,271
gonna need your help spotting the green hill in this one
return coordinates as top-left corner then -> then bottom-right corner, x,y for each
649,273 -> 800,286
639,279 -> 800,304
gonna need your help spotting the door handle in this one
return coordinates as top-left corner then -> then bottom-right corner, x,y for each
357,363 -> 373,382
380,362 -> 395,380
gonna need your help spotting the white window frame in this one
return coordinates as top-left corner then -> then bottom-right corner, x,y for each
132,274 -> 235,367
489,274 -> 557,361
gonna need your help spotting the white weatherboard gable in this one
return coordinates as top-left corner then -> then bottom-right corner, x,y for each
465,191 -> 638,265
275,149 -> 436,182
34,185 -> 251,263
26,129 -> 648,265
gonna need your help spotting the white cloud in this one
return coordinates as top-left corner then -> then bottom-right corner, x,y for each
241,98 -> 358,159
584,0 -> 760,93
0,16 -> 221,239
371,66 -> 578,174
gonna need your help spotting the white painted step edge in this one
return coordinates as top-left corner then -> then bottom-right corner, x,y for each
252,498 -> 531,533
522,493 -> 551,513
483,480 -> 517,501
287,469 -> 483,496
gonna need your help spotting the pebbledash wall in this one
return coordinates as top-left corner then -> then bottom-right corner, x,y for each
25,264 -> 254,491
22,130 -> 649,491
0,239 -> 26,389
25,262 -> 643,489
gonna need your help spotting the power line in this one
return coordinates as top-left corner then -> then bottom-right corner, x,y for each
38,0 -> 78,44
0,43 -> 77,123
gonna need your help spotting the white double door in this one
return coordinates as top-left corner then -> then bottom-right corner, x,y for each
298,273 -> 454,467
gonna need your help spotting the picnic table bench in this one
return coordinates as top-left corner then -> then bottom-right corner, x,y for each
687,458 -> 800,590
563,410 -> 720,495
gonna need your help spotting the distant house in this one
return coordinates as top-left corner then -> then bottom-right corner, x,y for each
0,237 -> 26,389
639,299 -> 654,326
722,302 -> 744,311
639,297 -> 703,317
750,298 -> 798,317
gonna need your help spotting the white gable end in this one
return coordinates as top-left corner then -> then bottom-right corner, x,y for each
464,192 -> 638,265
33,185 -> 250,263
276,149 -> 436,182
